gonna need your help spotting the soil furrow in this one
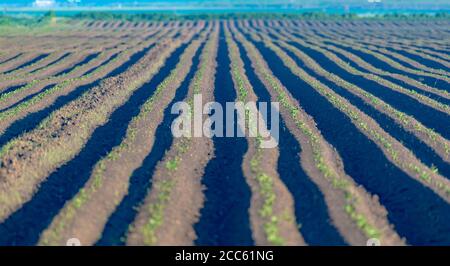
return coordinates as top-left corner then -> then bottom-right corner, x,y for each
243,24 -> 450,245
38,25 -> 207,246
234,22 -> 403,246
193,23 -> 254,246
0,27 -> 194,230
127,23 -> 217,246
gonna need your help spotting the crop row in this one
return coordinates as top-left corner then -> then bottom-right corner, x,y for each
226,24 -> 299,245
40,25 -> 208,245
0,28 -> 161,109
244,26 -> 450,206
257,28 -> 450,162
315,32 -> 450,79
0,26 -> 164,87
127,24 -> 218,246
294,36 -> 450,115
278,27 -> 448,101
296,25 -> 450,74
0,27 -> 177,137
0,26 -> 197,223
231,21 -> 403,245
315,42 -> 450,100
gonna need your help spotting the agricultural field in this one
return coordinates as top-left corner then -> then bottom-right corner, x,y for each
0,15 -> 449,246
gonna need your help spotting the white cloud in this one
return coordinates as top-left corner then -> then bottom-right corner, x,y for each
33,0 -> 56,8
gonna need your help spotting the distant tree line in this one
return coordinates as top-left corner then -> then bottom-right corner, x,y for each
0,11 -> 56,26
1,11 -> 449,27
71,11 -> 450,21
70,11 -> 371,21
377,12 -> 449,19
